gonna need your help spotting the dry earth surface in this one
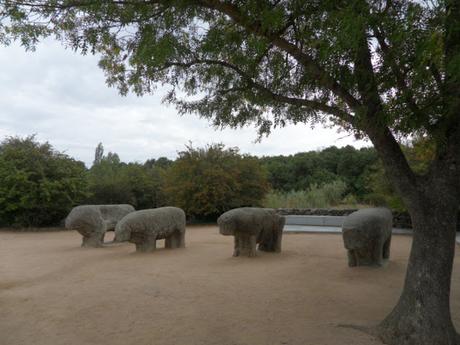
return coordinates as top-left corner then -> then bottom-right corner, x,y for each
1,226 -> 459,345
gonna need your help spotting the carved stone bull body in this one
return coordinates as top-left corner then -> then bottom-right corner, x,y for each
342,207 -> 393,267
65,204 -> 135,247
218,207 -> 285,257
114,207 -> 186,253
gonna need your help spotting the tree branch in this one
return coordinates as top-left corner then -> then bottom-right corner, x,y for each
163,58 -> 355,123
197,0 -> 362,111
8,0 -> 361,111
437,0 -> 460,193
429,62 -> 443,91
3,0 -> 137,10
372,25 -> 425,117
353,20 -> 420,203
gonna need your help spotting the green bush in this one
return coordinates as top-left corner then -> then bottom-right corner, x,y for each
86,147 -> 166,209
360,138 -> 435,212
163,144 -> 270,219
0,136 -> 88,227
341,193 -> 359,206
263,180 -> 348,209
86,152 -> 132,204
260,146 -> 378,198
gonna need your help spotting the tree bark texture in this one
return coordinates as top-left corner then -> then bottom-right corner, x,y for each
377,198 -> 459,345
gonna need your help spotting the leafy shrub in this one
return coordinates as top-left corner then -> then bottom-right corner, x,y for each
0,136 -> 88,227
260,146 -> 378,198
341,193 -> 359,206
163,144 -> 269,219
86,152 -> 132,204
263,180 -> 347,209
86,147 -> 166,209
360,137 -> 435,212
361,162 -> 406,211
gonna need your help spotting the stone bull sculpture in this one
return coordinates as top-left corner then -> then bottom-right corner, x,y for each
114,207 -> 186,253
218,207 -> 285,257
342,207 -> 393,267
65,204 -> 135,247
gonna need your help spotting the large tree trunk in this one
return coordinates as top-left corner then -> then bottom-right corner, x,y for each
377,199 -> 459,345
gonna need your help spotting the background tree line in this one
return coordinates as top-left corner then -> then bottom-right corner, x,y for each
2,1 -> 456,342
0,135 -> 419,227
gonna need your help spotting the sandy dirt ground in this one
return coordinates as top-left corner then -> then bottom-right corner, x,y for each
1,226 -> 460,345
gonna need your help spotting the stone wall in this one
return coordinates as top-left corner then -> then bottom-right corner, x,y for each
276,208 -> 356,217
275,208 -> 413,229
276,208 -> 460,231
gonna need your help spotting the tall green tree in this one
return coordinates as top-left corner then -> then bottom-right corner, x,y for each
93,142 -> 104,166
144,157 -> 171,169
87,152 -> 132,205
164,144 -> 269,219
0,136 -> 88,226
364,137 -> 438,211
260,146 -> 378,196
87,145 -> 166,208
1,1 -> 459,344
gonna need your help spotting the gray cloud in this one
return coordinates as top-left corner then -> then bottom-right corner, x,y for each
0,39 -> 369,166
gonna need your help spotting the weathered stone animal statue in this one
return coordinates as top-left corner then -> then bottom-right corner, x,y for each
218,207 -> 285,257
114,207 -> 186,252
65,204 -> 135,247
342,207 -> 393,267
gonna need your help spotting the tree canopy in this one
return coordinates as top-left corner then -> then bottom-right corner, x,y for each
163,143 -> 269,219
1,1 -> 460,344
87,143 -> 167,209
2,1 -> 458,208
261,145 -> 378,195
0,136 -> 88,226
1,1 -> 455,138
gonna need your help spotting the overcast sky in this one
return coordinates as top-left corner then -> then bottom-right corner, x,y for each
0,39 -> 369,166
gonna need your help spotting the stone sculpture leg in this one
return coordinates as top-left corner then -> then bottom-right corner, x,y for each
249,235 -> 257,256
347,241 -> 388,267
81,232 -> 105,248
373,241 -> 384,266
348,247 -> 374,267
257,233 -> 273,252
165,229 -> 185,249
347,249 -> 357,267
275,217 -> 285,252
274,228 -> 283,252
259,226 -> 283,253
177,231 -> 186,248
165,234 -> 177,249
358,244 -> 377,266
383,236 -> 392,259
234,232 -> 257,257
134,233 -> 157,253
233,235 -> 240,257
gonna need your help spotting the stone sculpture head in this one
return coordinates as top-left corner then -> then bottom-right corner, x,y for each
217,211 -> 236,235
218,208 -> 265,236
65,205 -> 105,236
